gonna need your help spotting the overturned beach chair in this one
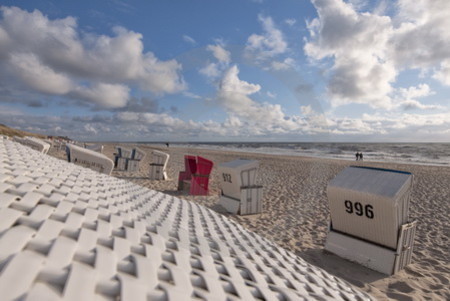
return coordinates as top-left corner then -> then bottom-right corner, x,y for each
218,159 -> 263,215
13,136 -> 50,154
178,155 -> 213,195
0,139 -> 373,300
149,150 -> 169,180
325,166 -> 417,275
66,143 -> 114,175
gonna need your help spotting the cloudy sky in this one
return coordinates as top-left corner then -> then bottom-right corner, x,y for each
1,0 -> 449,142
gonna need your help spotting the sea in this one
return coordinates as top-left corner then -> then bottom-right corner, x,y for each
144,142 -> 450,167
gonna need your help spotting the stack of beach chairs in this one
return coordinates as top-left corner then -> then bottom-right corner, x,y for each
325,166 -> 417,275
66,143 -> 114,175
0,138 -> 373,300
114,146 -> 146,172
149,150 -> 169,180
218,159 -> 263,215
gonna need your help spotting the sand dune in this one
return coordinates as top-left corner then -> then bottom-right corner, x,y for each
50,143 -> 450,300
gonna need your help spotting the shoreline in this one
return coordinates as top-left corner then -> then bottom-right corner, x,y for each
50,143 -> 450,300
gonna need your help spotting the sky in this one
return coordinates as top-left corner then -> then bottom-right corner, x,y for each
0,0 -> 450,142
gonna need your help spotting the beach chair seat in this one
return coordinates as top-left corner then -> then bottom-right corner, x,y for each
218,159 -> 263,215
149,150 -> 169,180
66,143 -> 114,175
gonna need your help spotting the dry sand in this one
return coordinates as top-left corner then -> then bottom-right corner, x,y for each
50,143 -> 450,300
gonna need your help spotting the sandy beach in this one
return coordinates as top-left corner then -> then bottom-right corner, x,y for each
50,143 -> 450,300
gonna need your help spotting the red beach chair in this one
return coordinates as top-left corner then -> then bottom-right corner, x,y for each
178,155 -> 197,190
190,156 -> 214,195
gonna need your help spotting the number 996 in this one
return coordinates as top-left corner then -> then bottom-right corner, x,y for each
344,200 -> 374,219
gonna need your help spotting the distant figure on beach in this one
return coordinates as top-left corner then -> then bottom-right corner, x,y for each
166,142 -> 169,148
355,152 -> 363,161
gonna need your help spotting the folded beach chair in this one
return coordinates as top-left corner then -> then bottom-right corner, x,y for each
13,136 -> 50,154
149,150 -> 169,180
218,159 -> 263,215
325,166 -> 417,275
178,155 -> 197,191
66,143 -> 114,175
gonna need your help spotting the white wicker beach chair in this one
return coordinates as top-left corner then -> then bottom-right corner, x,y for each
13,136 -> 50,154
0,139 -> 373,300
66,143 -> 114,175
326,166 -> 417,275
149,150 -> 170,180
218,159 -> 263,215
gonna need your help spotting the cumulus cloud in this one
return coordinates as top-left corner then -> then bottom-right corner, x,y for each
217,65 -> 306,134
0,6 -> 185,109
199,43 -> 231,80
304,0 -> 450,109
9,53 -> 73,95
245,15 -> 288,59
72,83 -> 130,109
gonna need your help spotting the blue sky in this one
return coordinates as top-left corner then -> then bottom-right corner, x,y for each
1,0 -> 450,142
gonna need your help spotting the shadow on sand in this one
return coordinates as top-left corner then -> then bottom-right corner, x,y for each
298,248 -> 387,289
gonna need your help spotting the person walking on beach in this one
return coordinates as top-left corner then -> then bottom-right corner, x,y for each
360,152 -> 363,161
355,152 -> 360,161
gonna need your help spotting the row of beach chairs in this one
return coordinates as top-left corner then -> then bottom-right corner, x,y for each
9,138 -> 417,276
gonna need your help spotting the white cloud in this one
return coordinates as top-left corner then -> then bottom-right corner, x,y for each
199,43 -> 231,80
246,15 -> 288,59
9,53 -> 73,95
433,60 -> 450,86
217,65 -> 305,134
304,0 -> 450,109
270,58 -> 295,70
206,44 -> 231,63
0,6 -> 185,109
73,83 -> 130,109
182,35 -> 196,44
285,18 -> 296,26
266,91 -> 276,98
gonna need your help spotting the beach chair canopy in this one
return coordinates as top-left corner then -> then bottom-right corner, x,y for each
0,139 -> 373,300
327,166 -> 413,249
